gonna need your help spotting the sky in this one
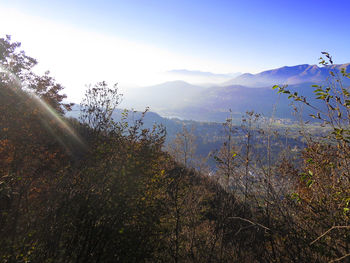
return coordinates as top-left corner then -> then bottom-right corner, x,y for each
1,0 -> 350,102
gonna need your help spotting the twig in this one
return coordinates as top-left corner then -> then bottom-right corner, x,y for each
310,225 -> 350,245
329,252 -> 350,263
229,216 -> 270,231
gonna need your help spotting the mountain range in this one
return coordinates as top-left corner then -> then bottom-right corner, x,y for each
122,63 -> 350,122
165,69 -> 241,85
224,63 -> 350,87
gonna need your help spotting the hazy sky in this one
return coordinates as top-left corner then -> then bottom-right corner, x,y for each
1,0 -> 350,101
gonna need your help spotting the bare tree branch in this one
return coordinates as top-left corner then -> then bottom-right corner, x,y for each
310,226 -> 350,245
229,216 -> 270,231
329,252 -> 350,263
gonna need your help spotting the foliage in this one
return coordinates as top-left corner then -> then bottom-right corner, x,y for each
273,53 -> 350,261
2,34 -> 350,262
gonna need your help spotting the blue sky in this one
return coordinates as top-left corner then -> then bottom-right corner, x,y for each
1,0 -> 350,100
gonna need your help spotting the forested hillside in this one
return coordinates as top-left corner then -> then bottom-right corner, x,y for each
1,36 -> 350,262
68,105 -> 311,169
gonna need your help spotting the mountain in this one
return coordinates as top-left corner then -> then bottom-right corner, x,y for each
120,63 -> 350,122
166,69 -> 241,84
224,63 -> 350,87
170,82 -> 325,122
121,80 -> 204,112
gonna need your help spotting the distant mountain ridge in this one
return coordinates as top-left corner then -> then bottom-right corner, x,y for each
121,62 -> 350,122
168,69 -> 240,79
121,80 -> 203,111
224,63 -> 350,87
166,69 -> 241,85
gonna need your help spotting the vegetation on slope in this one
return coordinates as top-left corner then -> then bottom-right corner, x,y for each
1,36 -> 350,262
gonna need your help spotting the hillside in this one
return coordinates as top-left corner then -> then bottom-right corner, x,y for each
3,34 -> 350,263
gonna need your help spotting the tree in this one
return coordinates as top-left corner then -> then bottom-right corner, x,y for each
0,36 -> 76,262
0,35 -> 72,114
79,81 -> 122,133
167,125 -> 197,168
274,53 -> 350,262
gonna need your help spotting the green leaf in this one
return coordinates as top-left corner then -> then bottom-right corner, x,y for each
306,179 -> 314,187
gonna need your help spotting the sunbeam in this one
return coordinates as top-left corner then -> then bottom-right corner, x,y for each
32,94 -> 86,150
1,65 -> 86,152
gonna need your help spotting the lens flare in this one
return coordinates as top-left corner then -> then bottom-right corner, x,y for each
0,65 -> 23,88
32,94 -> 86,149
1,65 -> 86,152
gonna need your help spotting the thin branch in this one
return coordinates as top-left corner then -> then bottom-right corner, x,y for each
234,224 -> 255,236
329,252 -> 350,263
310,225 -> 350,245
229,216 -> 270,231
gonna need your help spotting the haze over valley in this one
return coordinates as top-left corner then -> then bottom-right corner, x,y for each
122,63 -> 350,122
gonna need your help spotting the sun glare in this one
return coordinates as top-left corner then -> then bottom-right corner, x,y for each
1,63 -> 85,151
32,94 -> 86,150
0,6 -> 234,102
